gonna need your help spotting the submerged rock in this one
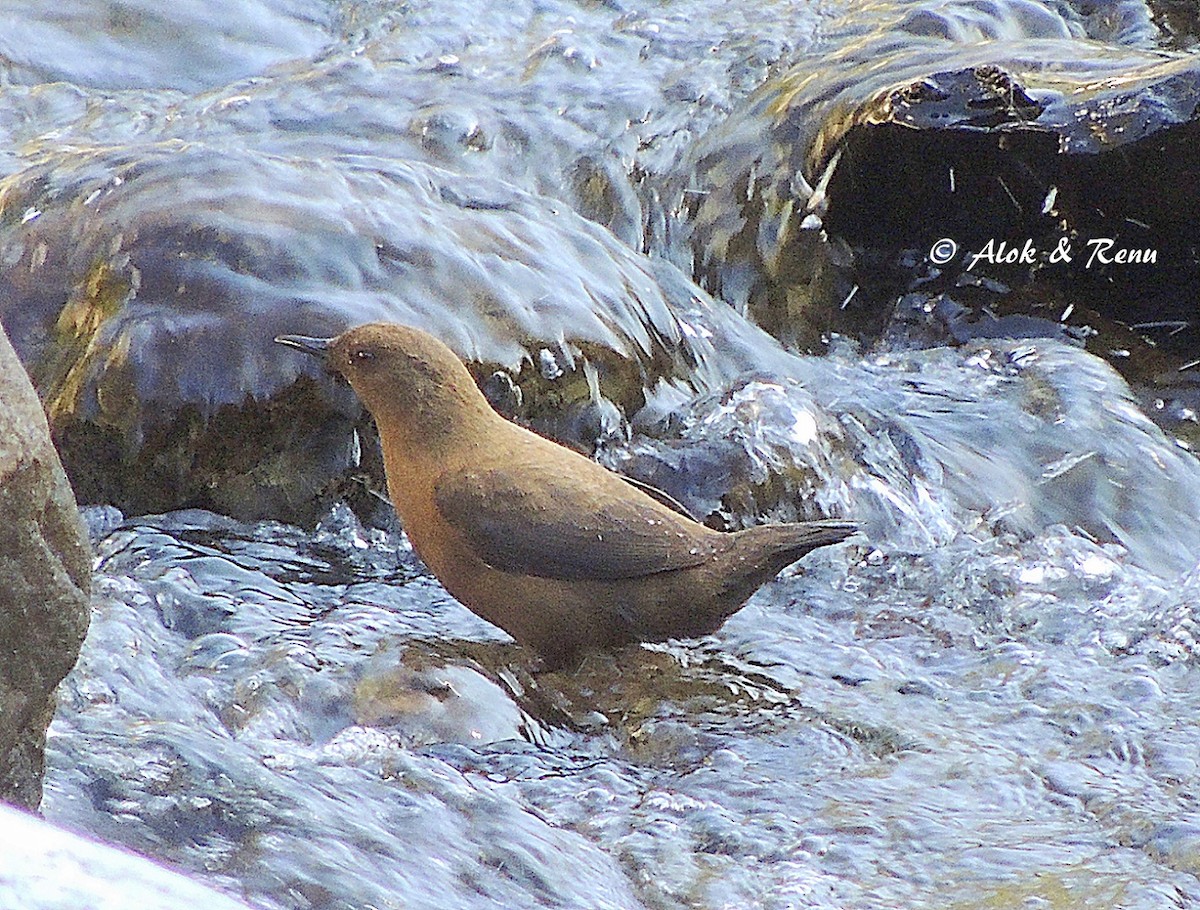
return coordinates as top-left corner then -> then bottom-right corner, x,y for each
0,325 -> 91,810
0,142 -> 781,522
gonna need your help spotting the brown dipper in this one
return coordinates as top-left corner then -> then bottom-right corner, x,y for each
275,323 -> 857,668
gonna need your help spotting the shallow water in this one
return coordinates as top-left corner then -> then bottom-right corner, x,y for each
46,338 -> 1200,909
3,0 -> 1199,907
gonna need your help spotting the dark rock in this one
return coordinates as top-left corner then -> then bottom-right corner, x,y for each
1151,0 -> 1200,49
0,324 -> 91,810
679,42 -> 1200,340
668,18 -> 1200,444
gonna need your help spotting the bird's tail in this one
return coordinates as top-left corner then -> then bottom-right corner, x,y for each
739,518 -> 859,567
701,518 -> 859,623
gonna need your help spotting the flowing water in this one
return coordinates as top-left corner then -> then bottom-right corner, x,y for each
2,0 -> 1199,907
45,337 -> 1200,909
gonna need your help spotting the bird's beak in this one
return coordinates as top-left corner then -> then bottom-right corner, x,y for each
274,334 -> 335,359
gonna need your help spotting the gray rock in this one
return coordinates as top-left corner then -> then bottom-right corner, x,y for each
0,325 -> 91,810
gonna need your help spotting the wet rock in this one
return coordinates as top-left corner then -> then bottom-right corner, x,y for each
670,11 -> 1200,441
0,142 -> 782,522
1151,0 -> 1200,49
352,648 -> 527,748
0,802 -> 254,910
0,325 -> 91,809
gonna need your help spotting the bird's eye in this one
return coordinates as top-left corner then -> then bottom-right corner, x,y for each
353,348 -> 376,363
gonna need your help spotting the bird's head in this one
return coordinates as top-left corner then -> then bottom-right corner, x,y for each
275,322 -> 493,453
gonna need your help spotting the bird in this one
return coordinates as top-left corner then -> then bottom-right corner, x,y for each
275,323 -> 857,669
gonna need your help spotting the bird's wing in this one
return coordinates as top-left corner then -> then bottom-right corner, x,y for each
433,465 -> 718,581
